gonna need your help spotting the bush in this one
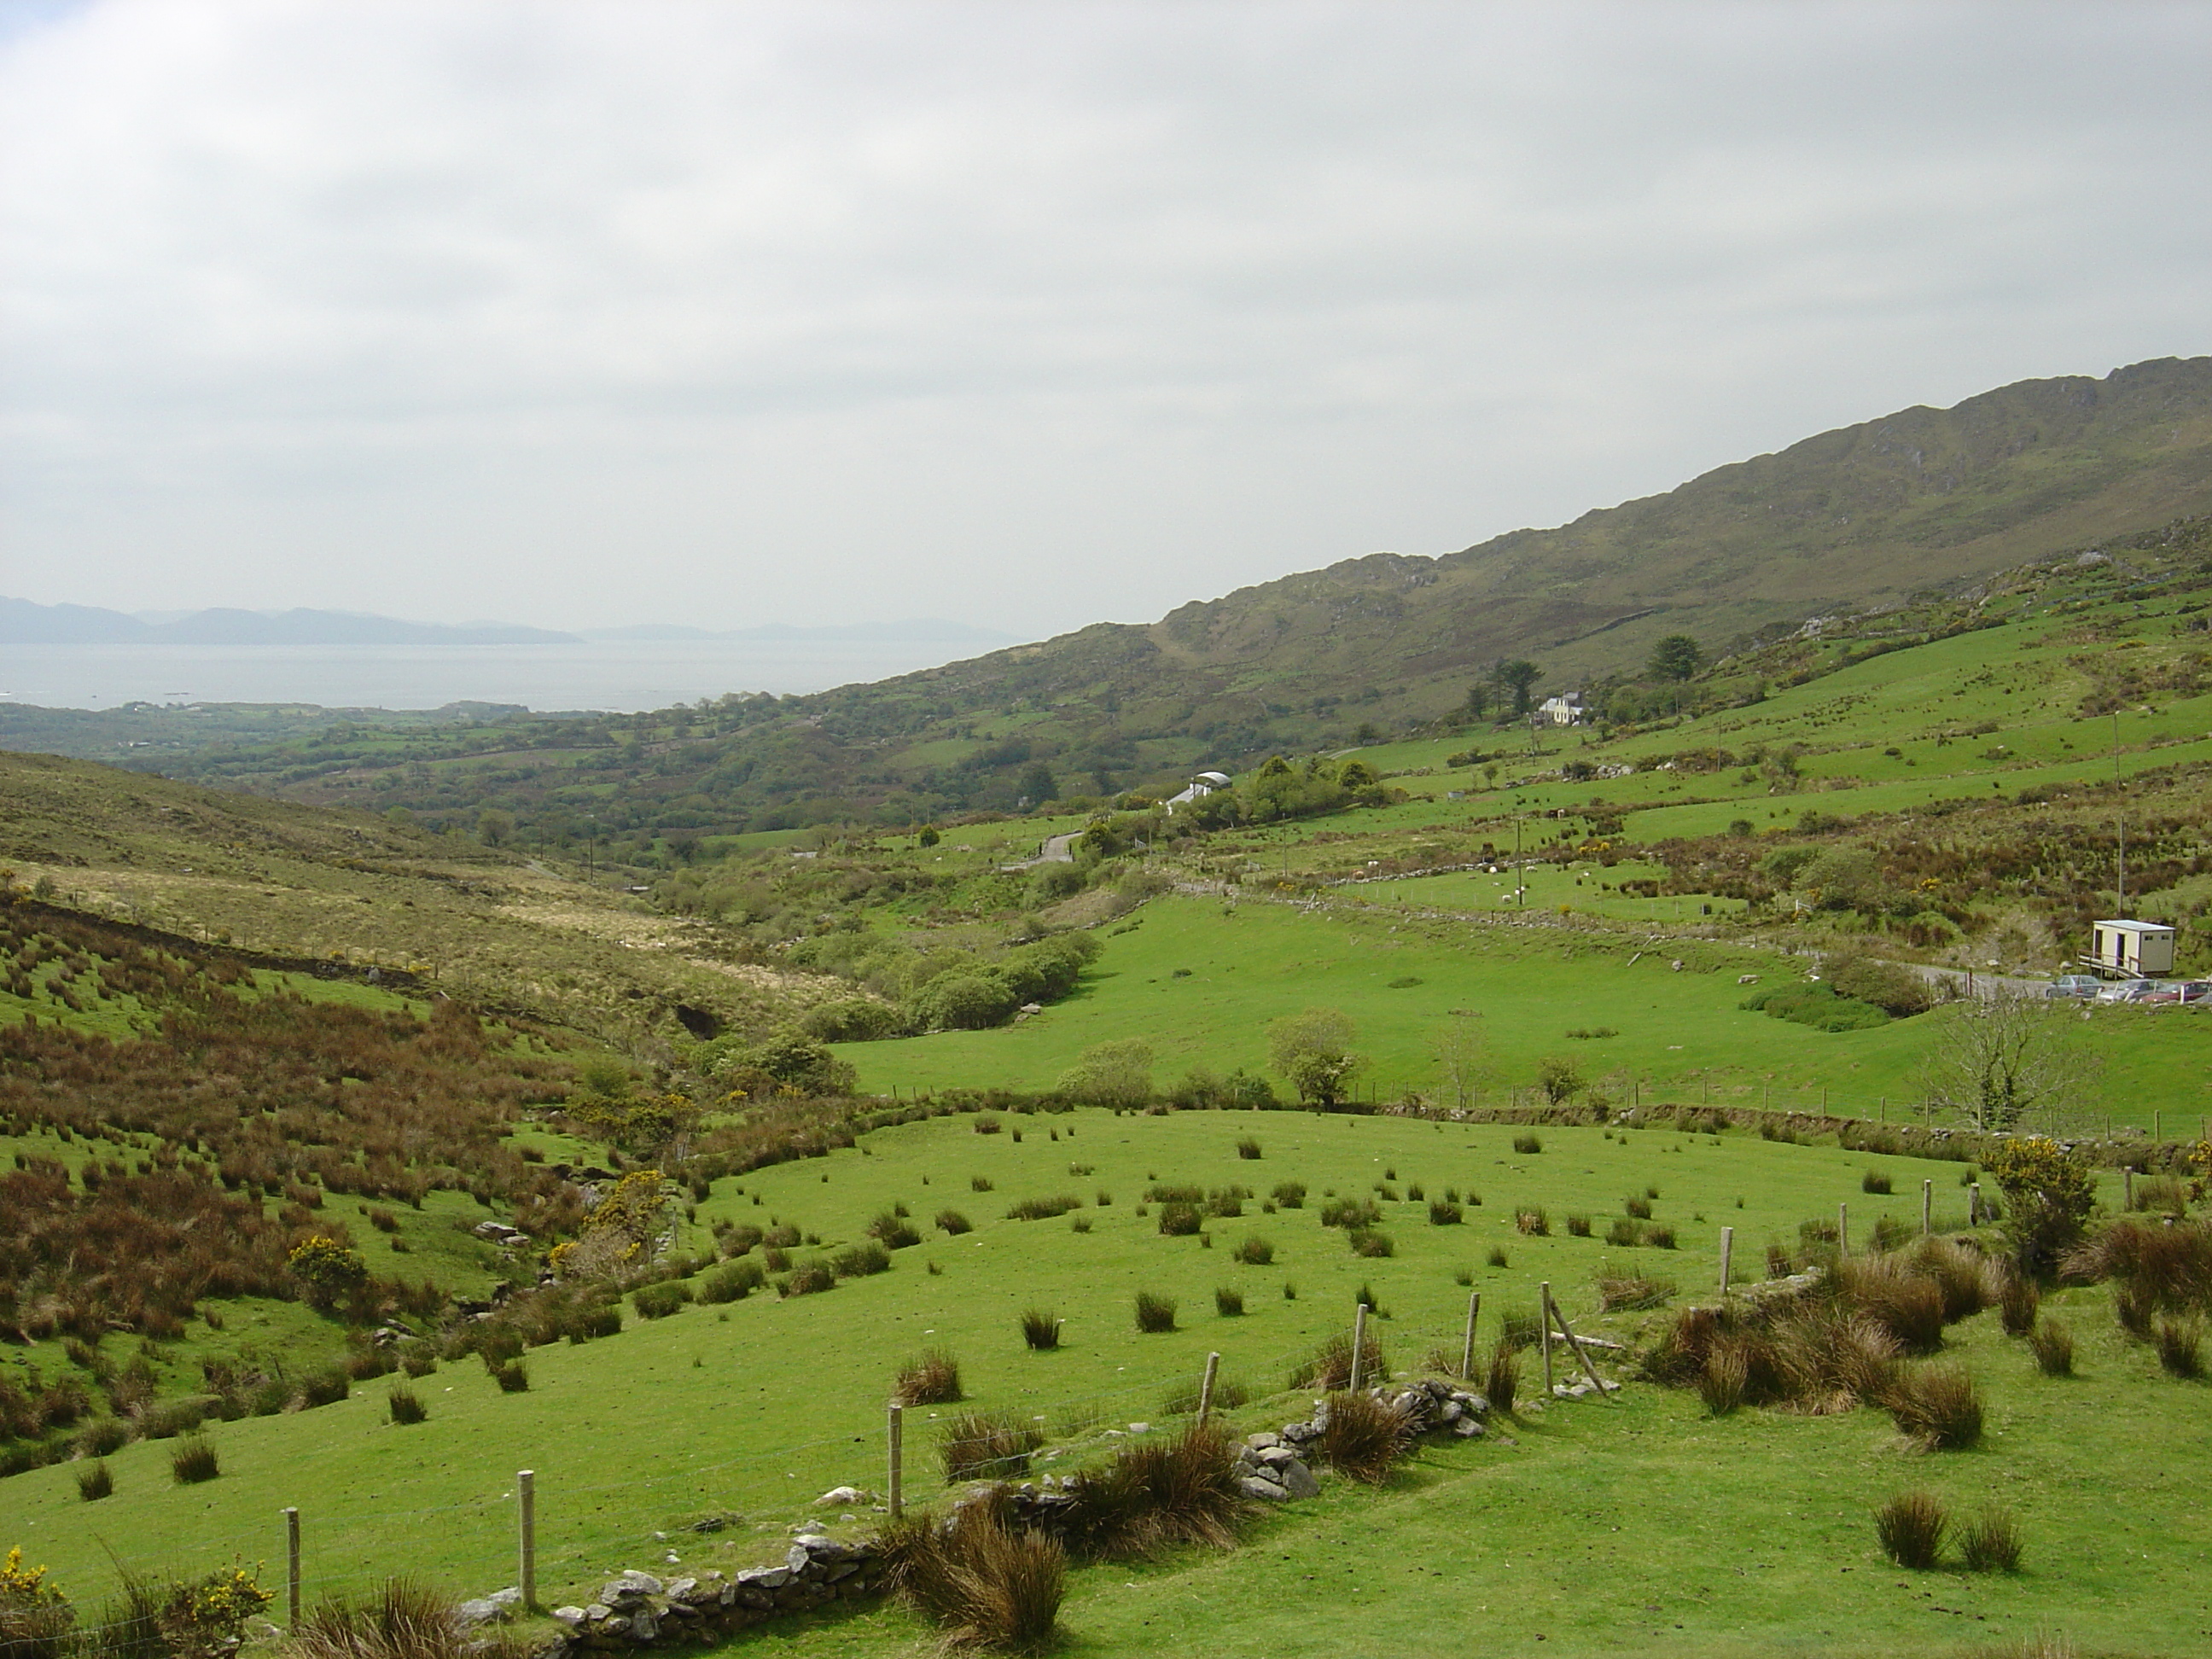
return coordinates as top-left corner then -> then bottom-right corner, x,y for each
832,1241 -> 893,1278
1888,1365 -> 1982,1450
1294,1330 -> 1388,1390
288,1577 -> 474,1659
387,1387 -> 427,1425
2156,1317 -> 2205,1378
1007,1195 -> 1081,1221
492,1360 -> 530,1394
876,1505 -> 1065,1653
699,1259 -> 765,1303
1428,1200 -> 1464,1225
76,1460 -> 113,1501
1236,1138 -> 1262,1161
940,1412 -> 1046,1481
2029,1317 -> 2075,1377
1157,1203 -> 1202,1237
1875,1491 -> 1948,1569
1316,1390 -> 1413,1484
632,1281 -> 693,1319
1232,1235 -> 1274,1266
934,1208 -> 974,1235
1484,1338 -> 1520,1412
780,1261 -> 836,1297
1134,1292 -> 1178,1333
1959,1509 -> 2024,1573
1214,1288 -> 1243,1317
1512,1133 -> 1543,1155
170,1435 -> 219,1484
0,1548 -> 73,1659
1020,1310 -> 1062,1351
1861,1169 -> 1894,1195
895,1349 -> 963,1406
868,1210 -> 923,1249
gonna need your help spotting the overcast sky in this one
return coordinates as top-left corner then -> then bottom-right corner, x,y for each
2,1 -> 2208,637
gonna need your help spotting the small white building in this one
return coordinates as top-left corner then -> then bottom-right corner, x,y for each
2088,919 -> 2175,978
1538,691 -> 1587,727
1165,770 -> 1233,812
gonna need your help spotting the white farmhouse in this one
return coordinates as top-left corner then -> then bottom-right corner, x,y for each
1538,692 -> 1587,727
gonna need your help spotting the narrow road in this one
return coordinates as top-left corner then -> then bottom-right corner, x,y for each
1000,832 -> 1080,871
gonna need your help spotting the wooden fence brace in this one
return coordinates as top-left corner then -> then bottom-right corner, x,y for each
517,1470 -> 537,1612
2155,1109 -> 2162,1143
888,1403 -> 904,1521
1545,1287 -> 1614,1404
1197,1352 -> 1221,1427
1718,1226 -> 1733,1300
282,1507 -> 300,1628
1837,1203 -> 1848,1259
1460,1292 -> 1481,1382
1349,1303 -> 1370,1393
1539,1282 -> 1554,1395
1922,1179 -> 1933,1237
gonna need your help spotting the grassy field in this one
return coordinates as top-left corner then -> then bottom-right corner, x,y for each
10,1104 -> 2197,1657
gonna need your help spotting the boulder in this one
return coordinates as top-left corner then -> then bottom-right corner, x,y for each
814,1486 -> 869,1508
1279,1458 -> 1321,1499
1238,1475 -> 1289,1502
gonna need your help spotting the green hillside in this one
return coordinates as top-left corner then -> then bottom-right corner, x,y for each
9,358 -> 2212,851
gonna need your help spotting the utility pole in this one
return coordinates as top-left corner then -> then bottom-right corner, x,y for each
2114,710 -> 2127,913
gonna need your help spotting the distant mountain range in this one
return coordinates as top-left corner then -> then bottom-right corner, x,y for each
0,602 -> 1015,649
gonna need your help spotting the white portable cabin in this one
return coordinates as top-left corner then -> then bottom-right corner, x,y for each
1164,771 -> 1233,812
2088,919 -> 2175,978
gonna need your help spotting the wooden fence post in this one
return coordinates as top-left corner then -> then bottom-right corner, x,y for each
517,1470 -> 536,1611
1718,1226 -> 1733,1300
1837,1203 -> 1848,1259
1921,1179 -> 1933,1237
2125,1168 -> 2135,1210
1539,1281 -> 1554,1396
1970,1182 -> 1983,1225
282,1507 -> 300,1628
1349,1303 -> 1370,1393
888,1403 -> 904,1520
1197,1352 -> 1221,1427
1460,1292 -> 1481,1382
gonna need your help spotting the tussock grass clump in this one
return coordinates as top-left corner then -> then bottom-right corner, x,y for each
1295,1329 -> 1388,1391
1888,1365 -> 1982,1450
1161,1375 -> 1251,1417
2029,1317 -> 2075,1377
1054,1422 -> 1249,1559
2129,1173 -> 2190,1214
935,1208 -> 974,1235
1232,1235 -> 1274,1266
76,1417 -> 127,1458
1960,1509 -> 2025,1573
1597,1275 -> 1676,1312
1019,1311 -> 1062,1351
1514,1207 -> 1550,1237
387,1387 -> 427,1425
1646,1225 -> 1678,1250
289,1577 -> 477,1659
876,1505 -> 1066,1654
632,1281 -> 692,1319
2066,1215 -> 2212,1313
831,1240 -> 893,1278
1697,1344 -> 1748,1416
869,1210 -> 924,1249
1316,1390 -> 1413,1484
1861,1170 -> 1894,1195
1486,1246 -> 1509,1268
1318,1196 -> 1381,1230
1998,1272 -> 2040,1336
1834,1257 -> 1947,1353
398,1344 -> 439,1377
940,1412 -> 1046,1481
297,1368 -> 351,1409
1512,1133 -> 1542,1155
780,1261 -> 836,1297
1236,1137 -> 1262,1161
1564,1213 -> 1591,1237
895,1349 -> 964,1406
1428,1200 -> 1464,1225
1156,1203 -> 1202,1237
169,1435 -> 219,1484
699,1259 -> 765,1303
1271,1181 -> 1307,1208
1214,1288 -> 1243,1317
76,1459 -> 113,1501
1134,1291 -> 1178,1333
2156,1316 -> 2205,1378
970,1174 -> 994,1192
1484,1337 -> 1521,1412
564,1305 -> 622,1343
1499,1307 -> 1542,1350
491,1359 -> 530,1394
1006,1195 -> 1081,1222
1347,1228 -> 1394,1258
1875,1490 -> 1947,1569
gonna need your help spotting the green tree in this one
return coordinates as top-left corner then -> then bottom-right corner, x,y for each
1982,1135 -> 2097,1277
1057,1039 -> 1155,1109
1493,660 -> 1543,715
1336,759 -> 1379,790
1919,988 -> 2098,1135
1016,762 -> 1060,807
476,808 -> 515,847
1464,681 -> 1493,721
1647,634 -> 1704,681
1534,1054 -> 1583,1104
1268,1007 -> 1367,1108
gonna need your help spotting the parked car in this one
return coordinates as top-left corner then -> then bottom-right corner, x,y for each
2045,975 -> 2104,999
2093,978 -> 2164,1004
2137,980 -> 2212,1005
